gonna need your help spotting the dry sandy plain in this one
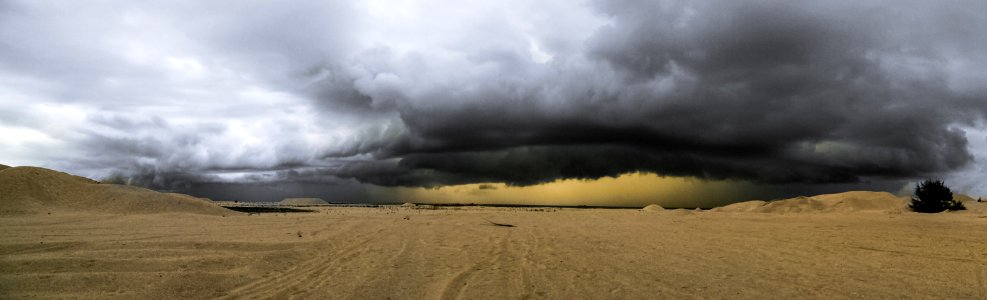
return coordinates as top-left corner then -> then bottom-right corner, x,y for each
3,165 -> 987,299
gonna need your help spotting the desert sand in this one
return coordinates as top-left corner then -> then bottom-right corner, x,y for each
3,166 -> 987,299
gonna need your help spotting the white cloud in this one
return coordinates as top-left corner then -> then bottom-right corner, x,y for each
947,126 -> 987,196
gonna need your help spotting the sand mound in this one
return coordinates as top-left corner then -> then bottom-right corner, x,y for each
955,194 -> 977,203
713,191 -> 908,213
711,200 -> 768,212
955,194 -> 986,213
0,166 -> 230,216
278,198 -> 329,205
962,201 -> 987,213
401,202 -> 417,207
641,204 -> 664,211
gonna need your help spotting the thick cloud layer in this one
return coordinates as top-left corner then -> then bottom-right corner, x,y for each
324,0 -> 987,187
2,0 -> 986,200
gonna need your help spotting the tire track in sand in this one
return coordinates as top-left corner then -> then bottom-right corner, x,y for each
438,227 -> 511,300
516,221 -> 545,298
291,229 -> 413,297
961,239 -> 987,299
219,228 -> 378,299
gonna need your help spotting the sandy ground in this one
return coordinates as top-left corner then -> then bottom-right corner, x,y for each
3,207 -> 987,299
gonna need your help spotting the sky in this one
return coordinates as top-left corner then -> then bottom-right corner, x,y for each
1,0 -> 985,206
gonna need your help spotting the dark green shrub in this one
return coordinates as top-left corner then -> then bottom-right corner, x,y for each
909,179 -> 965,213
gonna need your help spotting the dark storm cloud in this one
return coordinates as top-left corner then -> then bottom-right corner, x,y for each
3,0 -> 986,199
318,0 -> 985,187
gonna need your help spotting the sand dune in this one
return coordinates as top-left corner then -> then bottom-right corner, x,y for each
712,191 -> 985,214
712,191 -> 909,213
278,198 -> 330,205
956,194 -> 978,203
960,198 -> 987,214
641,204 -> 664,211
0,166 -> 230,216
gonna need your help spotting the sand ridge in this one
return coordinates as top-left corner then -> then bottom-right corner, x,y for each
955,194 -> 977,203
0,166 -> 230,216
712,191 -> 909,213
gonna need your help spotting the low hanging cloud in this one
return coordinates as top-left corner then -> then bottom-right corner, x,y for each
1,0 -> 985,199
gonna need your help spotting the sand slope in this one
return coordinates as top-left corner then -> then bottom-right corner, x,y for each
960,198 -> 987,214
0,166 -> 229,216
956,194 -> 977,203
713,191 -> 908,213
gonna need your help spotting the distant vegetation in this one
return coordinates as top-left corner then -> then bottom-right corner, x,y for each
909,179 -> 965,213
100,173 -> 130,185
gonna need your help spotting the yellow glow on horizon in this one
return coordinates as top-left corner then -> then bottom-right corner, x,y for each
372,173 -> 758,207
